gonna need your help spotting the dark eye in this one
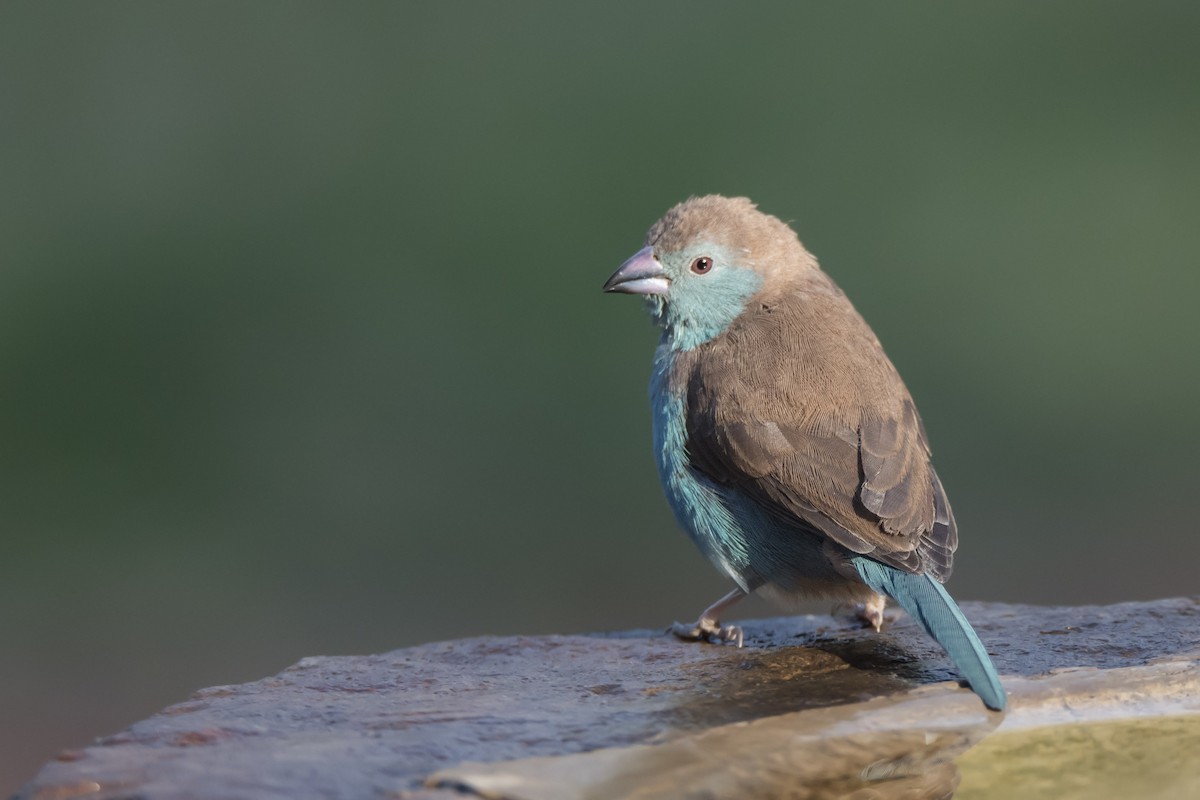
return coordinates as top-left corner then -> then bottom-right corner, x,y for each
690,256 -> 713,275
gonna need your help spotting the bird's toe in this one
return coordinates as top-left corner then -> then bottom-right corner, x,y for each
854,594 -> 888,632
717,624 -> 744,647
668,619 -> 743,647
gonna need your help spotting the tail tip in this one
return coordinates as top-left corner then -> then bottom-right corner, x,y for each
967,680 -> 1007,712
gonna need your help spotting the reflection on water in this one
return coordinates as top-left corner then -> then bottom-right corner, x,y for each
431,689 -> 1004,799
660,644 -> 920,731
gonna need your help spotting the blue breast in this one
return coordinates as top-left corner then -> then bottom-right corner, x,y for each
650,343 -> 756,589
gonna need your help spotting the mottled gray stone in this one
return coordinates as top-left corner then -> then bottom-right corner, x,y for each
15,598 -> 1200,800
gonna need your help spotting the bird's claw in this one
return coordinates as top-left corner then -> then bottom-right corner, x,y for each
854,595 -> 887,632
669,619 -> 744,647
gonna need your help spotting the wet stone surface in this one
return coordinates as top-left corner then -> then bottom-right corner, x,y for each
15,598 -> 1200,800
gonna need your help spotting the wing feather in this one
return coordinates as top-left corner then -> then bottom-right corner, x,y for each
679,280 -> 957,580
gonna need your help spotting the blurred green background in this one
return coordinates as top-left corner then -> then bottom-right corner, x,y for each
2,1 -> 1198,792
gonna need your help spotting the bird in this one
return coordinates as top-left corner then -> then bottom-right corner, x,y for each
602,195 -> 1006,711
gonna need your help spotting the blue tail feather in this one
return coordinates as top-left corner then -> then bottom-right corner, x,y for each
851,557 -> 1006,711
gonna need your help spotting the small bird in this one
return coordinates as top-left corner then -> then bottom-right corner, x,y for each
603,195 -> 1005,711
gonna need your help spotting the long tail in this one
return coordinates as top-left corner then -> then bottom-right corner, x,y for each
851,557 -> 1006,711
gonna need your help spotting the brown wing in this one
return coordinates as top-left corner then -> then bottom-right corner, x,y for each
680,280 -> 957,580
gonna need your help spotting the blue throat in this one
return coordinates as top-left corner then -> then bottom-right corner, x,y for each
643,253 -> 766,581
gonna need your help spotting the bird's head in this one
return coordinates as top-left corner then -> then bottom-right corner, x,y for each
603,195 -> 813,350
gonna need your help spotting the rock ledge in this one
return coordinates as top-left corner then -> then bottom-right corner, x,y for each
17,598 -> 1200,800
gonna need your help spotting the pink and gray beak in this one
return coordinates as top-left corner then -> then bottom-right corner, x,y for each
603,246 -> 669,296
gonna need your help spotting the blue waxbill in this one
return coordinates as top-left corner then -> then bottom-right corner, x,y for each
603,195 -> 1006,711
